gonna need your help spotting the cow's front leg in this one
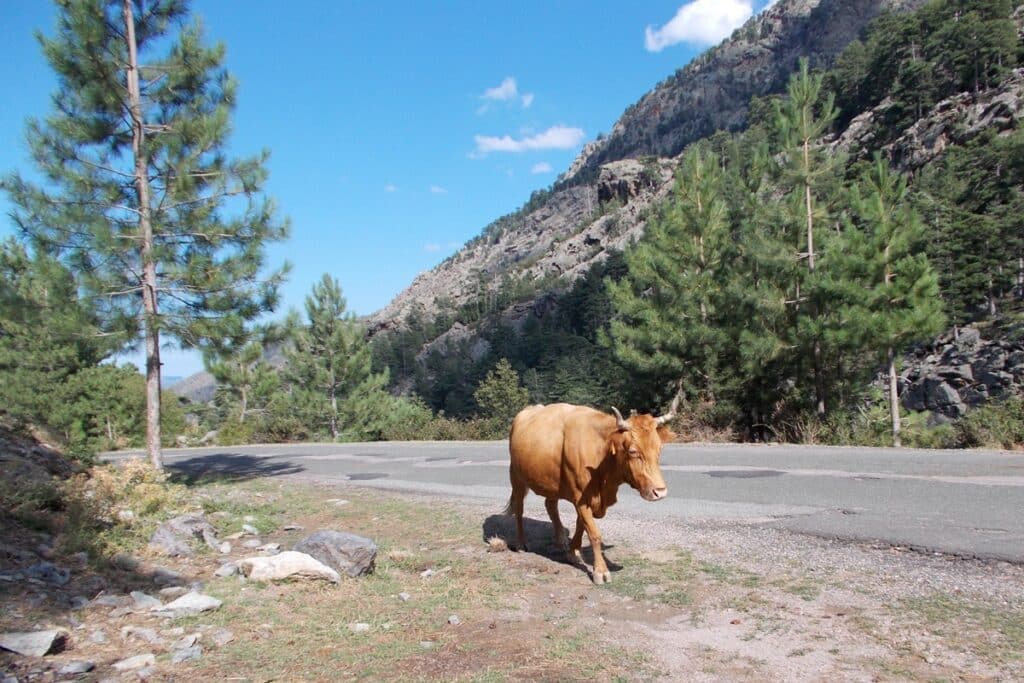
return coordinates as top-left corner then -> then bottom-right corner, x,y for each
575,505 -> 610,584
568,517 -> 585,566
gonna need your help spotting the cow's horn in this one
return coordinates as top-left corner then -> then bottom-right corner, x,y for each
656,392 -> 682,426
611,407 -> 630,431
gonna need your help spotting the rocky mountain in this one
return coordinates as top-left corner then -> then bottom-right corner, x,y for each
369,0 -> 925,335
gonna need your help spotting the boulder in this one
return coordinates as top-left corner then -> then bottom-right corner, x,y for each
239,551 -> 340,584
0,629 -> 67,657
293,530 -> 377,578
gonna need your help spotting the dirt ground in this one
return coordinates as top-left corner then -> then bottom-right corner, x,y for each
2,475 -> 1022,682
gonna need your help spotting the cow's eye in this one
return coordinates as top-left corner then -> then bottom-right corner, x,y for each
628,448 -> 641,459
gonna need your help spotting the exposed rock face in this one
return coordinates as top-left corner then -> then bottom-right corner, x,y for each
899,326 -> 1024,420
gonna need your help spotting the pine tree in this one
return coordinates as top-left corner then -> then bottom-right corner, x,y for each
2,1 -> 289,468
606,145 -> 734,402
285,275 -> 392,441
841,155 -> 945,446
473,358 -> 529,427
0,238 -> 112,427
204,332 -> 282,426
773,58 -> 841,417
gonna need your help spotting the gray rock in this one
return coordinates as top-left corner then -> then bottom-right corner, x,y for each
121,626 -> 162,645
171,644 -> 203,663
214,562 -> 239,578
151,566 -> 185,585
148,525 -> 193,557
111,553 -> 140,571
25,561 -> 70,586
0,629 -> 67,657
210,628 -> 234,647
130,591 -> 163,610
294,530 -> 377,578
158,586 -> 189,599
447,615 -> 462,626
398,592 -> 411,602
112,654 -> 155,672
242,524 -> 259,535
956,327 -> 981,349
152,591 -> 223,618
259,543 -> 281,555
348,623 -> 370,633
88,629 -> 108,644
173,634 -> 199,650
149,514 -> 220,557
218,542 -> 231,554
58,661 -> 95,675
91,593 -> 130,608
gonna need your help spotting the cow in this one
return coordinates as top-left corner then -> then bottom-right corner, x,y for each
506,398 -> 677,584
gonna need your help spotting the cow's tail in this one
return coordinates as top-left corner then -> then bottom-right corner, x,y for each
502,495 -> 514,516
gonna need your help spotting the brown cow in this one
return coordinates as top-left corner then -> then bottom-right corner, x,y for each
506,399 -> 676,584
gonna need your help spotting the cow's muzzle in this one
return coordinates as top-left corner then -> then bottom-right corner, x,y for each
643,487 -> 668,502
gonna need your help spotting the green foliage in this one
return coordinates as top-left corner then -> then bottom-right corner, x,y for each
473,358 -> 530,430
954,397 -> 1024,449
284,275 -> 394,441
2,0 -> 289,462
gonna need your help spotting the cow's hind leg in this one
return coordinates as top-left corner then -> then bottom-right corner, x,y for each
508,473 -> 529,551
576,504 -> 610,584
544,498 -> 570,553
568,515 -> 586,566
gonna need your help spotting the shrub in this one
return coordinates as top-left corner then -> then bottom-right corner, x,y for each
954,397 -> 1024,449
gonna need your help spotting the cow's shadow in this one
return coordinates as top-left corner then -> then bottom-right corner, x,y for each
482,514 -> 622,581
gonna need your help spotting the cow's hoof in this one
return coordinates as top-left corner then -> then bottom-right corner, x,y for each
567,549 -> 584,565
592,570 -> 611,585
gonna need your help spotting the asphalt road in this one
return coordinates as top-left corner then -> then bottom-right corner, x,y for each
109,441 -> 1024,563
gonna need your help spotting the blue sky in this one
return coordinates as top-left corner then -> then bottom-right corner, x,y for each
0,0 -> 777,377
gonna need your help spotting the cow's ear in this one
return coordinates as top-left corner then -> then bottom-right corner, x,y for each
657,425 -> 675,443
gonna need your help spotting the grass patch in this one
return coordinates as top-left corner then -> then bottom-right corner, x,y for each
902,594 -> 1024,666
607,548 -> 697,607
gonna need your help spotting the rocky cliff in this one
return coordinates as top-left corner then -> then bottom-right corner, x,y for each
369,0 -> 925,335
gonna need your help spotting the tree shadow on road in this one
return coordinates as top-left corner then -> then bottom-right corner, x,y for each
167,453 -> 304,486
481,513 -> 622,582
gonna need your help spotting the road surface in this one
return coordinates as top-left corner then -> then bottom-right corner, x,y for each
108,441 -> 1024,563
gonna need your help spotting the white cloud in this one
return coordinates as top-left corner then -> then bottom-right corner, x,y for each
644,0 -> 753,51
531,162 -> 553,174
483,77 -> 519,101
474,125 -> 585,154
430,185 -> 448,194
384,183 -> 398,192
479,77 -> 535,113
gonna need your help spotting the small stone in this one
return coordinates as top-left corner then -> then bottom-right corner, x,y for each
420,641 -> 434,650
130,591 -> 163,610
242,538 -> 263,549
58,661 -> 95,675
283,524 -> 304,531
151,566 -> 185,586
398,592 -> 411,602
25,561 -> 70,586
117,509 -> 136,523
243,515 -> 257,523
89,629 -> 108,644
92,593 -> 130,607
348,623 -> 371,633
158,586 -> 188,599
37,543 -> 54,559
174,633 -> 199,649
447,615 -> 462,626
210,628 -> 234,647
218,541 -> 232,554
161,627 -> 185,637
215,562 -> 239,578
259,543 -> 281,554
111,553 -> 140,571
420,569 -> 435,578
121,626 -> 162,645
0,629 -> 67,656
70,596 -> 90,609
242,524 -> 259,535
112,653 -> 156,671
171,644 -> 203,663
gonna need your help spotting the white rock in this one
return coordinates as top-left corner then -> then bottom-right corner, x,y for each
113,653 -> 156,671
238,551 -> 340,584
348,623 -> 370,633
218,542 -> 231,554
152,591 -> 223,617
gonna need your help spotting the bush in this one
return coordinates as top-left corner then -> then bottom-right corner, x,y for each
954,397 -> 1024,449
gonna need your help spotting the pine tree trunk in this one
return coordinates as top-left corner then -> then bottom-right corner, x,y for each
330,387 -> 339,440
124,0 -> 163,469
888,346 -> 901,448
803,138 -> 825,417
